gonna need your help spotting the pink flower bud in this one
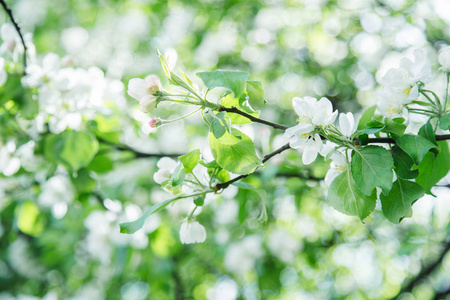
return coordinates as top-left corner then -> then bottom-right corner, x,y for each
149,119 -> 158,128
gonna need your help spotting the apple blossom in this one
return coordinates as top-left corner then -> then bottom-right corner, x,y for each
324,152 -> 348,186
0,23 -> 20,53
127,75 -> 163,112
438,45 -> 450,72
0,57 -> 7,86
379,49 -> 432,102
285,96 -> 337,165
338,112 -> 356,138
179,220 -> 207,244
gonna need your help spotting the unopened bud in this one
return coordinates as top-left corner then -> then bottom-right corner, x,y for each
149,118 -> 164,128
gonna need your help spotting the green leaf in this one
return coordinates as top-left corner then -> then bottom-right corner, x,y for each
439,113 -> 450,130
193,197 -> 205,206
391,146 -> 418,179
179,149 -> 201,174
120,198 -> 176,234
384,118 -> 406,136
232,181 -> 257,190
45,131 -> 99,171
418,120 -> 437,145
216,169 -> 230,183
416,141 -> 450,194
357,106 -> 377,130
221,94 -> 259,125
327,169 -> 377,220
170,163 -> 185,186
197,70 -> 250,97
246,81 -> 265,110
395,134 -> 438,165
351,146 -> 394,195
380,179 -> 424,223
209,128 -> 261,175
211,111 -> 232,139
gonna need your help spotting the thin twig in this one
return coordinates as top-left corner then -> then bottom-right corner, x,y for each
0,0 -> 27,74
97,137 -> 182,159
214,143 -> 291,191
218,106 -> 289,130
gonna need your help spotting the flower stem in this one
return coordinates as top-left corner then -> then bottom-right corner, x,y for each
218,106 -> 289,130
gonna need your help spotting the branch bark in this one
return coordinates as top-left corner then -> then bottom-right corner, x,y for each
0,0 -> 28,74
218,106 -> 289,130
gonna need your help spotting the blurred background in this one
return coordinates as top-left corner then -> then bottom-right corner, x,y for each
1,0 -> 450,299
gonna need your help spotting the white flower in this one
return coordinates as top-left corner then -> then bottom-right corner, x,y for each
0,141 -> 20,176
22,53 -> 60,88
325,152 -> 348,186
153,157 -> 178,184
0,57 -> 7,87
311,97 -> 338,126
285,96 -> 337,165
0,23 -> 20,53
377,87 -> 408,118
338,112 -> 356,138
179,220 -> 206,244
438,46 -> 450,72
380,49 -> 432,102
127,75 -> 162,112
292,96 -> 337,127
284,126 -> 323,165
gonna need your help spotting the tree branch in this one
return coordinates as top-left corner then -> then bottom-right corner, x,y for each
97,137 -> 182,159
218,106 -> 289,130
0,0 -> 27,74
363,134 -> 450,144
214,143 -> 291,191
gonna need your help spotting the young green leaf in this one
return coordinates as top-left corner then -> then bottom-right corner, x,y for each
209,128 -> 261,175
351,146 -> 394,195
221,94 -> 259,125
418,120 -> 437,145
380,179 -> 425,224
211,111 -> 232,139
384,118 -> 406,136
45,131 -> 99,171
395,134 -> 438,165
357,105 -> 377,130
439,113 -> 450,130
197,70 -> 250,97
246,80 -> 266,110
120,198 -> 176,234
391,146 -> 418,179
179,149 -> 201,174
170,163 -> 185,186
232,181 -> 257,190
327,169 -> 377,220
416,141 -> 450,194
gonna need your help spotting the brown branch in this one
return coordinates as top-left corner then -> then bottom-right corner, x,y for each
0,0 -> 27,74
364,134 -> 450,144
214,132 -> 450,191
214,143 -> 291,191
97,137 -> 182,159
218,106 -> 289,130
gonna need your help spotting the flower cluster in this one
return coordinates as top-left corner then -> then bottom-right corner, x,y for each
127,75 -> 164,112
283,96 -> 356,166
22,53 -> 125,133
377,49 -> 433,118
